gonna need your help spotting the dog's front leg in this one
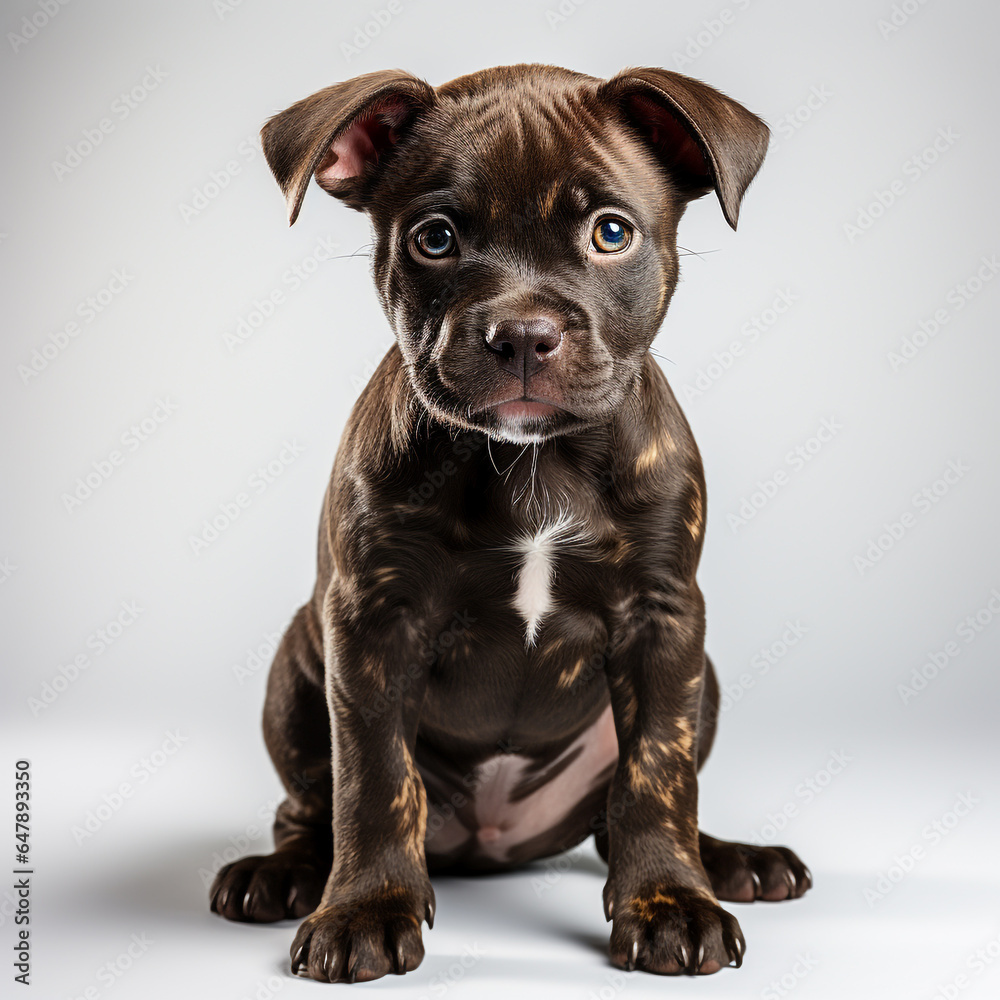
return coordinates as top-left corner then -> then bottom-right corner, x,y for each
602,586 -> 744,976
290,595 -> 434,984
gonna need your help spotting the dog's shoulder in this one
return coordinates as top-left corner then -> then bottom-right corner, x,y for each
338,343 -> 419,469
610,354 -> 702,492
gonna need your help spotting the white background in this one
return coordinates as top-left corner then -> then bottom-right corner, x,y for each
2,0 -> 999,997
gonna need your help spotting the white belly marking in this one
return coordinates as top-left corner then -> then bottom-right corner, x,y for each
422,703 -> 619,862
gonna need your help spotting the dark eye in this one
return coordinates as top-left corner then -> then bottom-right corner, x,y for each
414,222 -> 457,259
591,217 -> 633,253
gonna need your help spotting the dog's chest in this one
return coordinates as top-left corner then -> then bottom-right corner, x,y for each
424,506 -> 618,705
509,512 -> 589,646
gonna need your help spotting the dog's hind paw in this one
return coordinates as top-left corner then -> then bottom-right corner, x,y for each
699,832 -> 812,902
210,851 -> 327,922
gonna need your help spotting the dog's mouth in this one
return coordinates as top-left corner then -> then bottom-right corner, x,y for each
460,391 -> 578,444
490,397 -> 563,421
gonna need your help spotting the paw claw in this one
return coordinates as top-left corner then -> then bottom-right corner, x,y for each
288,886 -> 430,983
210,851 -> 327,923
290,942 -> 307,977
729,933 -> 744,968
608,884 -> 743,977
701,836 -> 812,904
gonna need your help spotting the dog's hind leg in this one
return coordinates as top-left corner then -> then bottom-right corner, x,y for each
211,602 -> 333,922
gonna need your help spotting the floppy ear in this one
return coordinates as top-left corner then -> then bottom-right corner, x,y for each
598,67 -> 769,230
260,69 -> 435,224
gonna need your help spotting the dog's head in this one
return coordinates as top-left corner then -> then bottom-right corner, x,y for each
262,64 -> 768,444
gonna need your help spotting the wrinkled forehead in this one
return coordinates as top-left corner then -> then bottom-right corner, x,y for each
387,82 -> 670,229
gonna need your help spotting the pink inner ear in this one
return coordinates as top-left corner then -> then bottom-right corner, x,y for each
627,94 -> 710,183
326,119 -> 381,180
319,97 -> 412,183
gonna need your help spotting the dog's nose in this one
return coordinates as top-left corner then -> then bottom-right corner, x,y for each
485,318 -> 563,381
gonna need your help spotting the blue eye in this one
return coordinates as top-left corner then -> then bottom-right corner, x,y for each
592,217 -> 633,253
414,222 -> 456,258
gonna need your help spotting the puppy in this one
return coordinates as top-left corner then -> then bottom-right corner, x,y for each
210,63 -> 811,983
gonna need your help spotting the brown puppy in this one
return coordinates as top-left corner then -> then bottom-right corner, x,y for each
210,63 -> 811,984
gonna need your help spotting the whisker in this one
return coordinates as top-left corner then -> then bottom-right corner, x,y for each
677,246 -> 720,260
328,245 -> 373,261
649,348 -> 676,366
502,442 -> 532,482
486,435 -> 501,475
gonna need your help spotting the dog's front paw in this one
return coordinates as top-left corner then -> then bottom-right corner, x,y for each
606,884 -> 744,975
290,883 -> 434,983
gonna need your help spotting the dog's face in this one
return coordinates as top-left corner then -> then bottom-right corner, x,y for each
262,65 -> 768,443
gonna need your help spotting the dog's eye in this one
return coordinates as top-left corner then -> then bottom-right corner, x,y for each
591,217 -> 632,254
414,222 -> 457,259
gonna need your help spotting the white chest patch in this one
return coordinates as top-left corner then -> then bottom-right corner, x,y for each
512,514 -> 583,646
